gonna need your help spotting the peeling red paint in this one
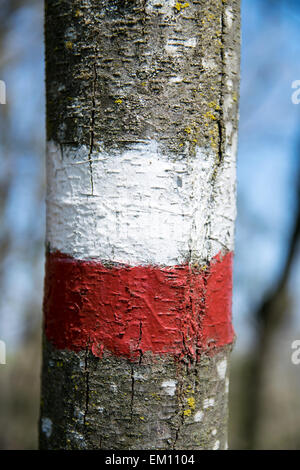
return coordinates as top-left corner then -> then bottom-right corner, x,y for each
44,251 -> 234,361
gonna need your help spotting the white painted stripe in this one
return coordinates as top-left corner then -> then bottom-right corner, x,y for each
46,140 -> 236,266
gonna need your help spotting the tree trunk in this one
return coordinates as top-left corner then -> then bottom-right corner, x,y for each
40,0 -> 240,450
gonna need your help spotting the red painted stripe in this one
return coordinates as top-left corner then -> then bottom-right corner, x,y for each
44,251 -> 234,361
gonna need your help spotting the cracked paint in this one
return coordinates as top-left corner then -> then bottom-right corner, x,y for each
41,0 -> 240,451
44,250 -> 234,360
46,141 -> 236,266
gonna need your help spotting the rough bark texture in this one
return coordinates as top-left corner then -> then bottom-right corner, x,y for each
40,339 -> 232,450
40,0 -> 240,450
45,0 -> 240,154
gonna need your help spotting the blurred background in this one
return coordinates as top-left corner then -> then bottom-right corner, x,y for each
0,0 -> 300,449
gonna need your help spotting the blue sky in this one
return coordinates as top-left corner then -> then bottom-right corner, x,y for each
234,0 -> 300,349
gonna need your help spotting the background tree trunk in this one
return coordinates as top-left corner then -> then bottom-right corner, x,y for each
40,0 -> 240,450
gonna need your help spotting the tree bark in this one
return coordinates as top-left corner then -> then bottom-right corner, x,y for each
40,0 -> 240,450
